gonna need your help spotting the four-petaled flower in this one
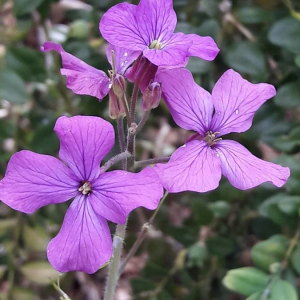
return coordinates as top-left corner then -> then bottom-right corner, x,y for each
154,68 -> 290,193
100,0 -> 219,67
0,116 -> 163,273
41,42 -> 139,101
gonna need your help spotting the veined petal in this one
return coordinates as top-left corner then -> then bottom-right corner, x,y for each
184,34 -> 219,61
100,3 -> 146,51
136,0 -> 176,44
106,44 -> 140,75
154,140 -> 222,193
216,140 -> 290,190
0,151 -> 78,213
90,168 -> 163,224
143,32 -> 191,67
47,195 -> 112,274
54,116 -> 115,182
155,68 -> 213,135
210,69 -> 276,136
41,42 -> 110,101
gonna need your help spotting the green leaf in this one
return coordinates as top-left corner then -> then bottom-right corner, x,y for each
207,236 -> 234,256
23,225 -> 50,252
187,244 -> 209,268
14,0 -> 45,16
272,126 -> 300,152
274,82 -> 300,108
208,201 -> 231,218
223,267 -> 269,296
0,69 -> 28,104
295,55 -> 300,68
20,261 -> 60,285
270,280 -> 298,300
12,288 -> 35,300
246,292 -> 261,300
251,235 -> 288,271
291,245 -> 300,275
224,42 -> 267,79
268,17 -> 300,54
237,7 -> 272,24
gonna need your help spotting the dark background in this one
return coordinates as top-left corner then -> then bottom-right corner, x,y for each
0,0 -> 300,299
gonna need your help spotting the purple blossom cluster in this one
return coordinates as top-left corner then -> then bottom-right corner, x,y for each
0,0 -> 290,277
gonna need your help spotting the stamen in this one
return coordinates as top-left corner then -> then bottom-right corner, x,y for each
204,131 -> 222,147
78,181 -> 92,195
149,40 -> 162,50
111,50 -> 117,74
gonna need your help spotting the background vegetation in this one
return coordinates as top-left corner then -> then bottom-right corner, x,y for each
0,0 -> 300,299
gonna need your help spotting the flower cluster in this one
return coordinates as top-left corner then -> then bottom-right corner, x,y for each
0,0 -> 290,277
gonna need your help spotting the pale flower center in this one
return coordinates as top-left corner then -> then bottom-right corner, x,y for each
149,40 -> 162,50
78,181 -> 92,195
204,131 -> 222,147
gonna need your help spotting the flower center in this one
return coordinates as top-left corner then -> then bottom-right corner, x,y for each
203,131 -> 222,147
78,181 -> 92,195
149,40 -> 162,50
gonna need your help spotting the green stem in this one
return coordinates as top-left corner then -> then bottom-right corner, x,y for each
130,82 -> 140,122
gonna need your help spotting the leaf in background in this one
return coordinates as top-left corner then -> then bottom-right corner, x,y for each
292,245 -> 300,275
274,82 -> 300,108
270,279 -> 298,300
272,126 -> 300,152
224,42 -> 267,80
251,235 -> 288,271
207,236 -> 235,256
23,225 -> 50,252
12,288 -> 36,300
268,17 -> 300,54
187,244 -> 209,268
208,201 -> 231,218
0,69 -> 28,104
20,261 -> 60,285
14,0 -> 45,16
223,267 -> 269,296
237,7 -> 272,24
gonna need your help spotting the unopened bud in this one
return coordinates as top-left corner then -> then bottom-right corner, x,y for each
112,74 -> 126,98
108,90 -> 126,119
142,81 -> 162,111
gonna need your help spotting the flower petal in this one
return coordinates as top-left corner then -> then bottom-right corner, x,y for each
216,140 -> 290,190
154,140 -> 222,193
106,44 -> 140,75
100,3 -> 146,51
155,68 -> 213,135
0,151 -> 77,213
90,168 -> 163,224
41,41 -> 110,101
136,0 -> 176,45
184,34 -> 219,61
143,33 -> 191,67
47,195 -> 112,274
210,69 -> 276,136
54,116 -> 115,181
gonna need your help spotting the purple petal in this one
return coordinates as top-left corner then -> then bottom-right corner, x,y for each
47,195 -> 112,274
154,140 -> 222,193
54,116 -> 115,182
216,140 -> 290,190
210,69 -> 276,136
90,168 -> 163,224
184,34 -> 219,61
106,44 -> 140,75
135,0 -> 177,46
0,151 -> 77,213
155,68 -> 213,135
143,33 -> 191,67
41,41 -> 110,101
100,3 -> 146,51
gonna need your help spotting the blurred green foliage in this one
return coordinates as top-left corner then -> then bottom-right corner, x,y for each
0,0 -> 300,299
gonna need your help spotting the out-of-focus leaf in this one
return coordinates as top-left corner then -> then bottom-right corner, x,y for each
295,55 -> 300,68
23,225 -> 50,252
12,288 -> 35,300
208,201 -> 230,218
20,261 -> 60,285
251,235 -> 288,271
131,278 -> 157,294
250,217 -> 281,239
274,82 -> 300,108
197,19 -> 220,41
223,267 -> 269,296
187,244 -> 209,268
272,126 -> 300,152
0,218 -> 17,234
224,42 -> 267,80
69,20 -> 91,39
0,265 -> 7,278
190,201 -> 213,226
187,57 -> 211,74
291,245 -> 300,275
237,7 -> 272,24
207,237 -> 234,256
49,25 -> 70,44
270,280 -> 298,300
268,17 -> 300,54
14,0 -> 44,16
0,69 -> 28,104
246,293 -> 261,300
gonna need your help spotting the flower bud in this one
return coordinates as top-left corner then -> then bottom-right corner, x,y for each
142,81 -> 162,111
112,74 -> 126,98
108,90 -> 126,119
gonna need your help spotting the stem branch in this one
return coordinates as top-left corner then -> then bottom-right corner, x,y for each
101,151 -> 131,172
134,157 -> 170,169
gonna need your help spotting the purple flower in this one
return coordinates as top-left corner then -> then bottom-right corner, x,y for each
41,42 -> 139,101
154,68 -> 290,193
100,0 -> 219,67
0,116 -> 163,273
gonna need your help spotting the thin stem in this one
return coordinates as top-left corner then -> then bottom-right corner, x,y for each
120,94 -> 131,127
119,192 -> 169,275
117,117 -> 126,152
104,223 -> 127,300
130,82 -> 140,121
126,124 -> 137,170
101,151 -> 131,172
136,110 -> 150,133
134,157 -> 170,169
111,50 -> 116,74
